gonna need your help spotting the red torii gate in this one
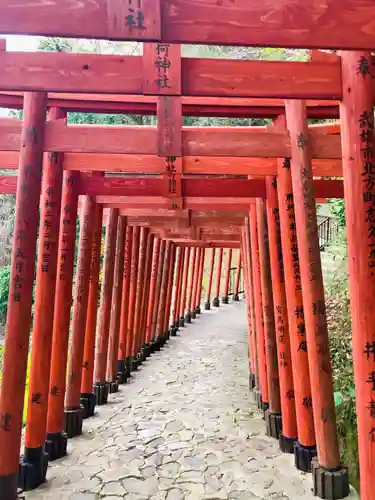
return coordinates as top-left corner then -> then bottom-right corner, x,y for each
0,13 -> 371,500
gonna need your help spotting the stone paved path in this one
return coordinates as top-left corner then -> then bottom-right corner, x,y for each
25,301 -> 322,500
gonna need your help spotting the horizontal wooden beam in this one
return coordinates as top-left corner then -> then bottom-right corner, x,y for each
0,121 -> 342,159
99,197 -> 255,211
173,240 -> 240,249
0,176 -> 344,199
0,175 -> 16,194
0,51 -> 342,99
0,151 -> 343,177
103,208 -> 247,219
0,92 -> 340,119
0,1 -> 375,50
162,1 -> 375,50
79,177 -> 344,199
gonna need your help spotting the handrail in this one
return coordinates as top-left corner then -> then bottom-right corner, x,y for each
318,216 -> 338,250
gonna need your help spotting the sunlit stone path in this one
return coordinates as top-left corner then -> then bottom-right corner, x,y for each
25,301 -> 317,500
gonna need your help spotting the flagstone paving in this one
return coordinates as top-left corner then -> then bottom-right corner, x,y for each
24,301 -> 350,500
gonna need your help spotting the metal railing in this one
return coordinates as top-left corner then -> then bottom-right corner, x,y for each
228,266 -> 244,296
318,217 -> 339,250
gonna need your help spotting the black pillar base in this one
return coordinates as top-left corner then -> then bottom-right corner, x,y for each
265,411 -> 282,439
46,431 -> 68,461
191,310 -> 196,319
195,306 -> 201,315
139,347 -> 147,363
170,326 -> 178,337
254,389 -> 262,408
143,343 -> 152,357
249,373 -> 256,391
80,392 -> 97,419
94,382 -> 109,406
64,406 -> 84,438
117,359 -> 128,384
222,296 -> 229,304
255,390 -> 269,413
179,316 -> 185,327
233,294 -> 240,302
108,380 -> 119,394
152,339 -> 161,352
131,356 -> 140,371
294,442 -> 317,473
204,301 -> 211,310
0,473 -> 18,500
279,434 -> 297,454
262,402 -> 269,420
312,458 -> 349,500
125,357 -> 133,376
18,446 -> 48,491
212,297 -> 220,307
185,311 -> 192,323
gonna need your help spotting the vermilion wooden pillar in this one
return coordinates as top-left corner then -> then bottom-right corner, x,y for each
80,202 -> 104,414
191,247 -> 202,319
205,248 -> 216,310
127,226 -> 141,371
0,92 -> 46,500
241,223 -> 257,391
64,196 -> 95,438
249,205 -> 268,411
195,248 -> 205,314
186,246 -> 197,322
164,243 -> 176,340
222,249 -> 232,304
117,225 -> 133,381
151,239 -> 166,349
146,237 -> 160,348
46,172 -> 78,457
246,220 -> 260,388
94,208 -> 118,404
256,199 -> 282,429
340,51 -> 374,500
156,241 -> 171,343
286,99 -> 348,498
179,246 -> 191,327
213,248 -> 223,308
277,155 -> 317,469
153,240 -> 171,347
107,216 -> 126,393
19,108 -> 64,490
266,177 -> 298,450
140,232 -> 154,356
176,248 -> 186,326
171,246 -> 184,335
233,252 -> 242,301
132,227 -> 149,363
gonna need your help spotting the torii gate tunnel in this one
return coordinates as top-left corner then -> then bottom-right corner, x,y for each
0,2 -> 374,499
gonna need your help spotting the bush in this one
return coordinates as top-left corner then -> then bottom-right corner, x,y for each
0,265 -> 11,325
326,258 -> 359,491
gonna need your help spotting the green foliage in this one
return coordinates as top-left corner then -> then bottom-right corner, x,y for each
0,265 -> 11,325
39,37 -> 73,53
329,199 -> 346,228
67,112 -> 155,126
326,257 -> 359,491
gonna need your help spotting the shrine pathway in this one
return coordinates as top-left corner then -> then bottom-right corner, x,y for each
25,301 -> 320,500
